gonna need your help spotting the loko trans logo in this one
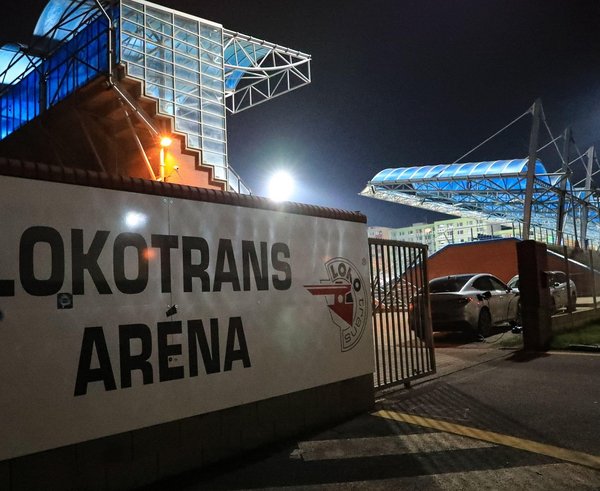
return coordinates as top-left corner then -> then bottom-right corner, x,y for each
305,257 -> 368,351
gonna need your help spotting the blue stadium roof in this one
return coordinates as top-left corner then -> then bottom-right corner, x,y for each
369,159 -> 566,195
371,159 -> 549,184
361,158 -> 589,234
33,0 -> 100,43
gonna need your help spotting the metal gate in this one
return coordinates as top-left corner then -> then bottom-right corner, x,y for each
369,238 -> 435,389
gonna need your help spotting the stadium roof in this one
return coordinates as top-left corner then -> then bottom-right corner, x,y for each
361,158 -> 600,240
371,159 -> 547,182
33,0 -> 101,45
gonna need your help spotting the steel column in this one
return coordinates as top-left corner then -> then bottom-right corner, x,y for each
522,99 -> 542,240
556,127 -> 571,245
580,147 -> 594,248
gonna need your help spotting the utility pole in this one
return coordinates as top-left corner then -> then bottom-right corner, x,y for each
522,99 -> 542,240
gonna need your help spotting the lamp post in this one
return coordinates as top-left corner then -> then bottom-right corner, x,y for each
159,136 -> 172,181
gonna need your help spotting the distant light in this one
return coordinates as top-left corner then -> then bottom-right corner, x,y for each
160,136 -> 173,147
268,171 -> 295,202
124,211 -> 147,229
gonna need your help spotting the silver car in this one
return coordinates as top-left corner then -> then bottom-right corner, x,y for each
507,271 -> 577,314
411,273 -> 520,337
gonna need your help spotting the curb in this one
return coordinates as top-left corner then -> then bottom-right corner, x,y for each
568,344 -> 600,352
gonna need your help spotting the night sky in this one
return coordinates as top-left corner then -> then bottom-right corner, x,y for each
3,0 -> 600,227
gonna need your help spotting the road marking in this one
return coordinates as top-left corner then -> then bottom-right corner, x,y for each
374,409 -> 600,471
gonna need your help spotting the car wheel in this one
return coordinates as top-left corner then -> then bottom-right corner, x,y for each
478,309 -> 492,337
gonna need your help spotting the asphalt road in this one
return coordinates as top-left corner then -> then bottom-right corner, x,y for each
390,350 -> 600,456
142,349 -> 600,490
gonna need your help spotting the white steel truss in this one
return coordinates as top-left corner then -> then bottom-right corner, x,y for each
223,30 -> 311,114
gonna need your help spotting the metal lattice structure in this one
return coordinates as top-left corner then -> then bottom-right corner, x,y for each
361,104 -> 600,248
223,31 -> 311,114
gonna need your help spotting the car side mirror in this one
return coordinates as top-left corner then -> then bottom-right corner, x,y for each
477,291 -> 492,301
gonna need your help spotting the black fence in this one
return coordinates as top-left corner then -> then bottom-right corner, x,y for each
369,239 -> 435,389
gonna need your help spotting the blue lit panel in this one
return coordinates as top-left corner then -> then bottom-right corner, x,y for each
46,15 -> 109,106
0,6 -> 109,140
0,70 -> 40,139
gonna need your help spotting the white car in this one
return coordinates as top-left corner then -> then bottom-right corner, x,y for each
507,271 -> 577,314
410,273 -> 520,337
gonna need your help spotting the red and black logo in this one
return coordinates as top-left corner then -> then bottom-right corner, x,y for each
305,257 -> 368,351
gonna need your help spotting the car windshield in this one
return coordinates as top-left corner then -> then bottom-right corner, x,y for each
429,275 -> 473,293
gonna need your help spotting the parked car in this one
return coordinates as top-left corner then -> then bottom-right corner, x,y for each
507,271 -> 577,314
410,273 -> 520,337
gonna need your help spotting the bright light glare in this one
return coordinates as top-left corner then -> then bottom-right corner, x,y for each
124,211 -> 147,229
160,136 -> 173,147
268,171 -> 295,202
